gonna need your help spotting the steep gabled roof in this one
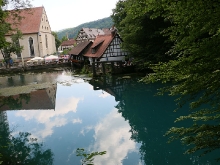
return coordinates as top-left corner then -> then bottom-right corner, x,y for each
83,28 -> 105,37
6,7 -> 44,34
69,41 -> 92,56
61,39 -> 76,46
102,28 -> 112,35
91,39 -> 104,49
84,34 -> 115,58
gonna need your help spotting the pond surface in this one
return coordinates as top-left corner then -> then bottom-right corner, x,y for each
0,69 -> 218,165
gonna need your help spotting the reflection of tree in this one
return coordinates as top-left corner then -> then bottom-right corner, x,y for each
0,111 -> 54,164
0,93 -> 30,110
115,79 -> 214,164
76,148 -> 106,165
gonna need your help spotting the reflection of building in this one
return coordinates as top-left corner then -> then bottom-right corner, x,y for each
0,83 -> 57,111
89,76 -> 131,101
46,83 -> 57,108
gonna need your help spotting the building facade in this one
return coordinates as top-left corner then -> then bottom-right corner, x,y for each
0,7 -> 56,61
84,31 -> 128,64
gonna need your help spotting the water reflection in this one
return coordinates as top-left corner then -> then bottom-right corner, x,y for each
0,84 -> 56,111
0,71 -> 218,164
89,75 -> 218,165
89,75 -> 131,101
0,111 -> 54,164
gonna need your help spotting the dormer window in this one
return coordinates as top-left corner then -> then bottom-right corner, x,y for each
92,48 -> 95,54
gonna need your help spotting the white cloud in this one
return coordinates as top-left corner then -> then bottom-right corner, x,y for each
89,109 -> 138,165
15,96 -> 83,139
72,118 -> 82,124
80,125 -> 94,136
36,117 -> 67,138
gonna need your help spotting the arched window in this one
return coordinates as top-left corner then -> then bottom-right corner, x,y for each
16,39 -> 21,58
45,35 -> 48,48
29,37 -> 35,56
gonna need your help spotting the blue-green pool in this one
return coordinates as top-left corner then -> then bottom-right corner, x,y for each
0,70 -> 218,165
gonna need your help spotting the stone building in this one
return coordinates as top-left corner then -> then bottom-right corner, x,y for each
0,6 -> 56,61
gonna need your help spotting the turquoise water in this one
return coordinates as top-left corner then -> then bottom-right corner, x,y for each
0,70 -> 218,165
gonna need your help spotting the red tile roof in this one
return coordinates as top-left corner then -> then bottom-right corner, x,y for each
84,34 -> 115,58
91,39 -> 104,49
68,41 -> 92,56
61,39 -> 76,46
0,89 -> 54,110
6,7 -> 44,34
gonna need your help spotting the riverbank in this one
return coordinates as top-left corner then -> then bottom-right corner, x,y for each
0,62 -> 71,75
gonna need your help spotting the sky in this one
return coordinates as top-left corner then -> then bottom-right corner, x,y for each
30,0 -> 119,31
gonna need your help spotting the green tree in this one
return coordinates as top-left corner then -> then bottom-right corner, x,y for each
111,0 -> 173,70
62,48 -> 71,55
0,111 -> 54,164
138,0 -> 220,159
76,148 -> 106,165
0,130 -> 54,164
0,0 -> 12,50
0,93 -> 30,110
0,0 -> 31,57
1,30 -> 23,68
52,31 -> 61,51
61,36 -> 68,42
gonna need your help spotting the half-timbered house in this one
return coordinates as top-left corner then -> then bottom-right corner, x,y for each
68,41 -> 92,65
84,30 -> 128,64
75,28 -> 111,43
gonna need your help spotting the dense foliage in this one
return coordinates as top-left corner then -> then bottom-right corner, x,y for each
52,31 -> 61,51
111,0 -> 174,69
112,0 -> 220,159
56,17 -> 113,40
1,30 -> 23,66
0,116 -> 54,164
0,0 -> 31,62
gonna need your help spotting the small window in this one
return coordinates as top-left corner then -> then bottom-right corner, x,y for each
92,48 -> 95,54
45,35 -> 48,48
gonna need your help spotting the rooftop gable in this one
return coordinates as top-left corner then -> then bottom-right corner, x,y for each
84,34 -> 115,58
6,7 -> 44,34
83,28 -> 105,37
69,41 -> 92,56
61,39 -> 76,46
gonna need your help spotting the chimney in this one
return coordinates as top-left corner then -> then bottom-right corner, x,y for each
111,29 -> 116,37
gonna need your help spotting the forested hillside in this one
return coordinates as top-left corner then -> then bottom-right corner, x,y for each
56,17 -> 113,40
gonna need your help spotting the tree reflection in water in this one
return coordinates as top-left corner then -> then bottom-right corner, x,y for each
0,111 -> 54,164
76,148 -> 106,165
89,75 -> 217,164
0,93 -> 30,110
